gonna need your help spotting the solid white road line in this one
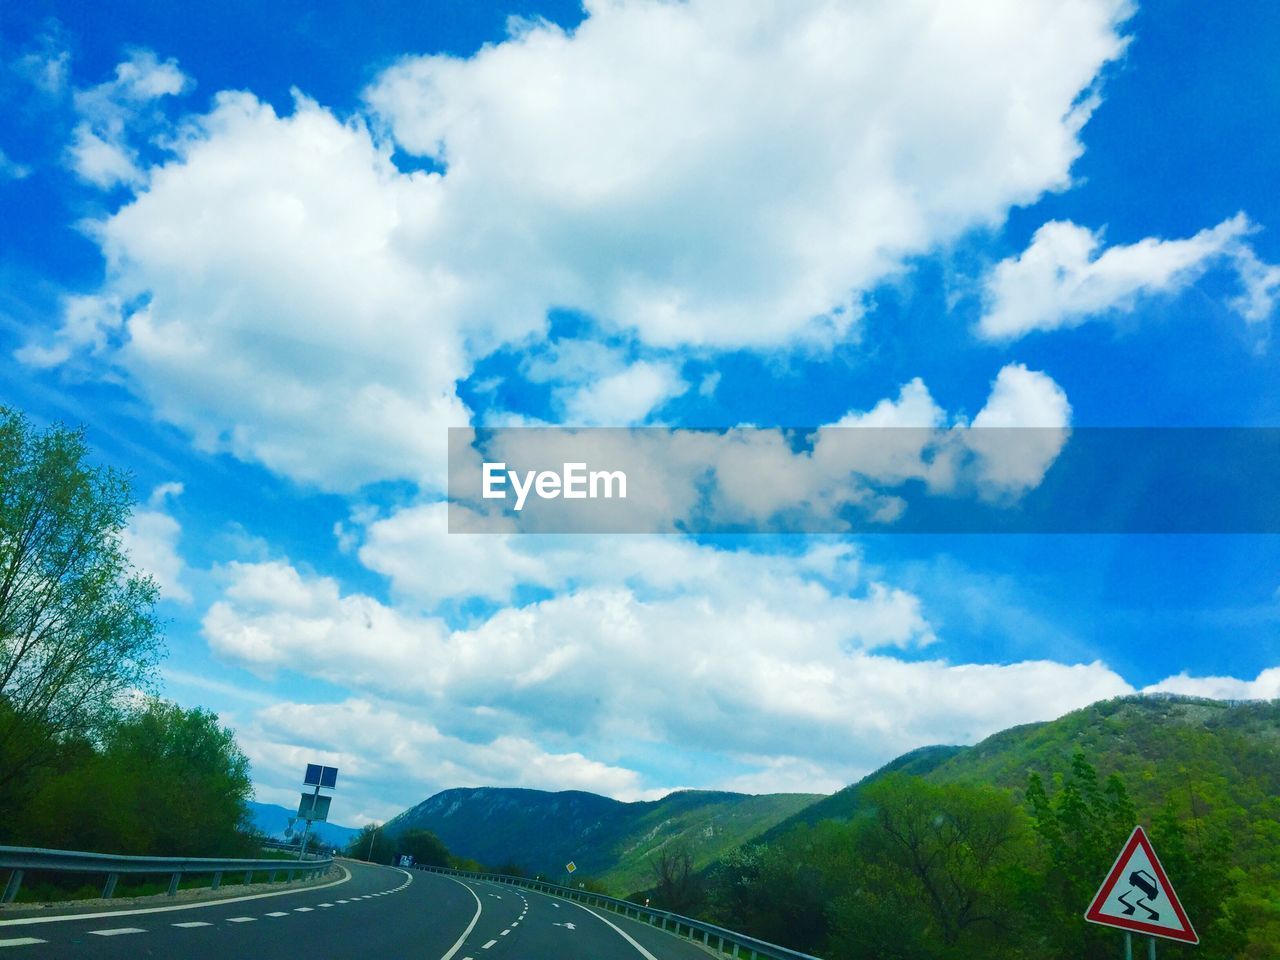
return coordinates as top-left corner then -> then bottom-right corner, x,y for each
562,899 -> 659,960
172,922 -> 212,928
435,876 -> 483,960
0,864 -> 353,928
0,939 -> 46,947
88,928 -> 146,937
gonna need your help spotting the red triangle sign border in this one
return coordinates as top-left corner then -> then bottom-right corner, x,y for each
1084,825 -> 1199,944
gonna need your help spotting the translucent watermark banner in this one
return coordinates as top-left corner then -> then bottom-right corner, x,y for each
447,427 -> 1280,534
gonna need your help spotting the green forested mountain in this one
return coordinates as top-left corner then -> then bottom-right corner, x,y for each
770,695 -> 1278,838
703,695 -> 1280,960
384,785 -> 821,894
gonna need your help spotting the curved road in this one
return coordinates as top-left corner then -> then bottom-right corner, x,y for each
0,860 -> 712,959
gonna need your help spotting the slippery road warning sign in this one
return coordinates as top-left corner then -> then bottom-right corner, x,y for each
1085,825 -> 1199,944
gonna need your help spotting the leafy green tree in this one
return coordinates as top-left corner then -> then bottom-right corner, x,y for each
1025,752 -> 1141,958
346,823 -> 399,863
827,775 -> 1035,960
0,408 -> 162,802
1147,800 -> 1249,960
397,828 -> 451,866
19,699 -> 253,856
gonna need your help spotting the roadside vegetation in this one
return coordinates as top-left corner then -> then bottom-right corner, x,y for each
0,408 -> 260,885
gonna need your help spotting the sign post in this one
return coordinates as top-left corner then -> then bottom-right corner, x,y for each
296,763 -> 339,861
1085,825 -> 1198,955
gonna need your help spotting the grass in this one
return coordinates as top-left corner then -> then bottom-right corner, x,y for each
7,861 -> 325,905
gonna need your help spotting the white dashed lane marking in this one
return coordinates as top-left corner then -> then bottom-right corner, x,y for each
172,922 -> 211,928
0,939 -> 46,948
294,907 -> 314,913
266,911 -> 289,917
89,928 -> 146,937
226,917 -> 255,923
481,940 -> 497,950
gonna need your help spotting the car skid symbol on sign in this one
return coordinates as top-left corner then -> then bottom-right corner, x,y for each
1118,869 -> 1160,921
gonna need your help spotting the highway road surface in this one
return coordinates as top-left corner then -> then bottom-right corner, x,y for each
0,859 -> 715,959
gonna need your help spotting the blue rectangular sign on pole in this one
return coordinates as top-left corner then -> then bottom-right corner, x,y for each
304,764 -> 339,789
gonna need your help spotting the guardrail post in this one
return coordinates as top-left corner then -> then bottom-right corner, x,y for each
287,869 -> 295,882
2,870 -> 22,903
269,870 -> 277,883
101,872 -> 118,898
243,870 -> 252,885
211,871 -> 222,890
167,872 -> 180,896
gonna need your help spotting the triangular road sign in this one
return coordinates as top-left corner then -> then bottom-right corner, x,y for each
1085,825 -> 1198,944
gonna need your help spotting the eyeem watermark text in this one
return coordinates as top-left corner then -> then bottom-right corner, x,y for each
482,461 -> 628,511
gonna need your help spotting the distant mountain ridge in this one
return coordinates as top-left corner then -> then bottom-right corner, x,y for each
385,786 -> 821,895
247,800 -> 360,849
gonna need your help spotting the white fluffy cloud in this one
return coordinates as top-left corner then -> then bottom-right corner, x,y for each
239,697 -> 663,820
368,0 -> 1130,348
24,0 -> 1129,490
978,213 -> 1280,340
1144,667 -> 1280,701
93,93 -> 469,490
451,363 -> 1072,532
561,360 -> 688,425
68,50 -> 190,189
119,482 -> 191,603
202,545 -> 1140,794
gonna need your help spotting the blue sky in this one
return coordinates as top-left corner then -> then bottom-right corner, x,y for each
1,0 -> 1277,824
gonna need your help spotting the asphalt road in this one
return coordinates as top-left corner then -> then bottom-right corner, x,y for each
0,860 -> 713,959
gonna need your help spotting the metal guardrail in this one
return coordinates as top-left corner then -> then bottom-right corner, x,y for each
413,864 -> 823,960
0,845 -> 334,904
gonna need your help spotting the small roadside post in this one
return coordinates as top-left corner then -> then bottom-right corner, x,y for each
296,763 -> 338,861
1085,825 -> 1198,957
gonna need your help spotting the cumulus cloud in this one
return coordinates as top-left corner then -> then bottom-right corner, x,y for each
119,482 -> 191,603
83,93 -> 469,490
1143,667 -> 1280,701
368,0 -> 1129,348
201,547 -> 1139,794
244,698 -> 665,812
978,213 -> 1280,340
68,49 -> 190,189
451,363 -> 1072,532
24,0 -> 1129,490
561,360 -> 688,425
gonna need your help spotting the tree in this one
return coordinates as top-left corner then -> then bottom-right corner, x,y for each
828,774 -> 1035,960
0,408 -> 162,797
346,823 -> 399,863
1024,752 -> 1139,958
18,699 -> 254,856
397,829 -> 452,867
649,841 -> 703,914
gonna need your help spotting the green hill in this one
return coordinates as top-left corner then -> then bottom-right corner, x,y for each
384,785 -> 821,895
712,694 -> 1280,959
764,695 -> 1279,860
